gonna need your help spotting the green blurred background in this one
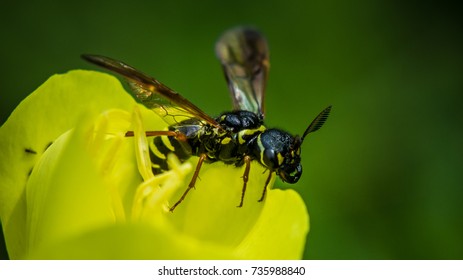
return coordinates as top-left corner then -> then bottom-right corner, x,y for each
1,0 -> 462,259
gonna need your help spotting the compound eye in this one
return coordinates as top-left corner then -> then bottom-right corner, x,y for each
263,149 -> 278,169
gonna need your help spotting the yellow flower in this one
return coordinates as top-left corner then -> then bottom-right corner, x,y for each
0,70 -> 309,259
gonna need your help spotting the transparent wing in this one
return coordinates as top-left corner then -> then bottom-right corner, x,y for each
81,54 -> 221,129
215,27 -> 269,118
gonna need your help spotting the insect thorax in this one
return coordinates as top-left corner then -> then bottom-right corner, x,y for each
208,110 -> 266,165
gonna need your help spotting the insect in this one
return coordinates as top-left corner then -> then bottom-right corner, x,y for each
82,26 -> 331,212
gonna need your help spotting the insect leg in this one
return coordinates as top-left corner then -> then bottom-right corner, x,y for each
169,153 -> 207,212
258,171 -> 273,202
125,130 -> 187,141
237,155 -> 252,208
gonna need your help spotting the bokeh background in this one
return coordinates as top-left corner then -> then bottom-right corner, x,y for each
1,0 -> 462,259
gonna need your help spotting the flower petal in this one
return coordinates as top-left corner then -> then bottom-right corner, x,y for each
26,121 -> 116,255
165,162 -> 268,247
164,161 -> 309,259
234,189 -> 309,259
0,70 -> 137,258
27,223 -> 233,259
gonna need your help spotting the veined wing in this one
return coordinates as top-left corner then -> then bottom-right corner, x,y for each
81,54 -> 221,129
215,27 -> 269,118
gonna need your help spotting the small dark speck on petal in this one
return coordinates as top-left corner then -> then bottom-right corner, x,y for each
25,148 -> 37,154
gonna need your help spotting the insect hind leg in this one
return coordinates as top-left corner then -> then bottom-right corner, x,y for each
169,153 -> 208,212
125,130 -> 187,141
237,155 -> 252,208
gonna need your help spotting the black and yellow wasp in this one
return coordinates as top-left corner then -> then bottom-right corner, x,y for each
82,27 -> 331,212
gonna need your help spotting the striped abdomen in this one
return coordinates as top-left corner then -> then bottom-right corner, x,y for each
148,125 -> 199,173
